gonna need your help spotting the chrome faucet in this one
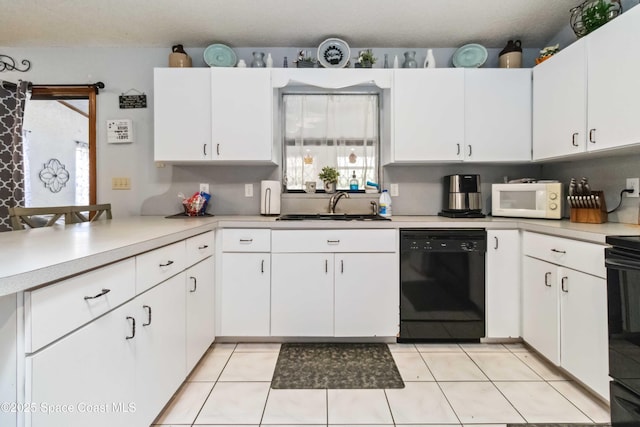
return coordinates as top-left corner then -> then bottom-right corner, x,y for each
328,191 -> 350,213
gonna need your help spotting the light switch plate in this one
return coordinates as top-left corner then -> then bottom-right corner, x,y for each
200,183 -> 209,194
626,178 -> 639,197
245,183 -> 253,197
112,177 -> 131,190
390,183 -> 399,197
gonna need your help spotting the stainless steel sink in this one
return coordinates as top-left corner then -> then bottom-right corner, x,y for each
277,213 -> 390,221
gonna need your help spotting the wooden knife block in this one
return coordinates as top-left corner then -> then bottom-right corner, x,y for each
569,190 -> 607,223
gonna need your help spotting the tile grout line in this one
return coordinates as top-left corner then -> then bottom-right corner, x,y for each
190,342 -> 237,426
546,379 -> 604,424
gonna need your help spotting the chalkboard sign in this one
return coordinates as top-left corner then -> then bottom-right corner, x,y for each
119,94 -> 147,109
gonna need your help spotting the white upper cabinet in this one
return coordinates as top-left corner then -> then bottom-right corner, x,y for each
533,39 -> 587,160
464,69 -> 531,162
587,5 -> 640,152
393,69 -> 465,162
154,68 -> 212,161
392,69 -> 531,163
533,6 -> 640,160
211,68 -> 273,163
154,68 -> 274,163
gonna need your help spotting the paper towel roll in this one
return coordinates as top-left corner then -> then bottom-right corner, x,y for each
260,180 -> 281,215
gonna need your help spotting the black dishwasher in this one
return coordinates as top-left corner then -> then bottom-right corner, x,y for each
399,229 -> 486,342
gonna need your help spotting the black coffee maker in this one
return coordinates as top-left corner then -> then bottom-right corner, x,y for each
438,174 -> 485,218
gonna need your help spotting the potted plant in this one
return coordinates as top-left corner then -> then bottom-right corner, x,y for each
581,0 -> 616,35
535,44 -> 560,65
355,49 -> 376,68
295,49 -> 317,68
318,166 -> 339,193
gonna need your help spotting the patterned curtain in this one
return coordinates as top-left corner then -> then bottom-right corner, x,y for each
0,81 -> 30,232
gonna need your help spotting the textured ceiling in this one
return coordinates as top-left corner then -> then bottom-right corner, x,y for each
1,0 -> 582,48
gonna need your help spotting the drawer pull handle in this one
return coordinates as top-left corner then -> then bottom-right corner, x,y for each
198,244 -> 209,250
561,276 -> 569,293
456,143 -> 460,155
589,128 -> 596,143
327,240 -> 340,244
240,238 -> 253,243
341,259 -> 344,274
261,259 -> 265,274
467,144 -> 472,157
126,316 -> 136,340
544,272 -> 552,287
494,236 -> 499,250
325,259 -> 328,273
84,288 -> 111,300
217,143 -> 220,155
551,249 -> 566,254
189,276 -> 197,292
203,143 -> 207,156
572,132 -> 579,147
143,305 -> 152,326
159,260 -> 174,267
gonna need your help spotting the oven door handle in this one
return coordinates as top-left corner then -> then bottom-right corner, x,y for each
606,258 -> 640,271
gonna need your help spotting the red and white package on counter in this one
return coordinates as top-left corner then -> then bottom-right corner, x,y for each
181,191 -> 210,216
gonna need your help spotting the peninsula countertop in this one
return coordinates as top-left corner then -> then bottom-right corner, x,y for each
2,215 -> 639,297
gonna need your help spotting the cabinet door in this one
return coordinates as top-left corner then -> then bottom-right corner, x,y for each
271,253 -> 334,336
154,68 -> 212,161
486,230 -> 520,338
522,256 -> 560,364
334,253 -> 399,337
464,69 -> 531,162
559,268 -> 609,399
26,302 -> 136,427
393,69 -> 464,162
587,6 -> 640,151
211,68 -> 272,162
134,273 -> 186,426
220,253 -> 270,336
532,39 -> 587,160
186,257 -> 215,371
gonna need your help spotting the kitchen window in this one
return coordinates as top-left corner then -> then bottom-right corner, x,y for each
282,93 -> 379,192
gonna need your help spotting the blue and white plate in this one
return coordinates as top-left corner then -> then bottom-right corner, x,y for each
203,44 -> 237,67
317,38 -> 350,68
452,43 -> 488,68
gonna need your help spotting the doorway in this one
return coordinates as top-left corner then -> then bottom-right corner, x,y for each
22,86 -> 96,207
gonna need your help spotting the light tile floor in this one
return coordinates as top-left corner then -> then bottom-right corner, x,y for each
153,342 -> 610,427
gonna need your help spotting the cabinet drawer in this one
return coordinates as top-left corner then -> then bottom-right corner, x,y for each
522,232 -> 606,278
272,230 -> 397,253
186,231 -> 214,266
136,241 -> 186,293
25,258 -> 136,353
221,229 -> 271,252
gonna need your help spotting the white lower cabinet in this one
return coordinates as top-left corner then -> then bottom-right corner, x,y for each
26,294 -> 137,427
522,231 -> 608,400
220,253 -> 271,336
485,230 -> 520,338
559,267 -> 608,399
26,273 -> 187,427
186,256 -> 215,371
133,273 -> 187,425
522,256 -> 560,364
334,253 -> 398,337
270,230 -> 398,337
271,253 -> 334,336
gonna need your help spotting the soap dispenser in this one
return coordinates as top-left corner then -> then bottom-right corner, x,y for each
349,171 -> 358,191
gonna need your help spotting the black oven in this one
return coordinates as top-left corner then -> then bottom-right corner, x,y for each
399,229 -> 486,342
606,235 -> 640,426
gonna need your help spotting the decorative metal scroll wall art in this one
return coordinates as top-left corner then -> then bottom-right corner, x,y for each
39,159 -> 70,193
0,54 -> 31,72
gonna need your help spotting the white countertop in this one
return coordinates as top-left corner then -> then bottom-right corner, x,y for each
2,215 -> 639,297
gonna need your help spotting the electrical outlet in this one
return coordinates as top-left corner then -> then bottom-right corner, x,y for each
199,183 -> 209,194
245,183 -> 253,197
626,178 -> 640,197
390,183 -> 399,197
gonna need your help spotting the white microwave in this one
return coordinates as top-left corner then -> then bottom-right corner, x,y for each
492,182 -> 563,219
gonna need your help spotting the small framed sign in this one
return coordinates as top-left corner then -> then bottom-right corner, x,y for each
119,89 -> 147,109
107,119 -> 134,143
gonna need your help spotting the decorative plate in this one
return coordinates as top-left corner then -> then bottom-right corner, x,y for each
317,38 -> 350,68
203,44 -> 237,67
452,43 -> 488,68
